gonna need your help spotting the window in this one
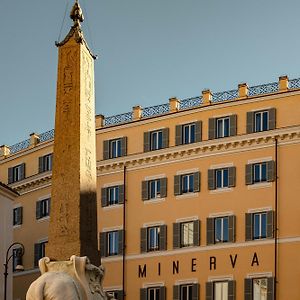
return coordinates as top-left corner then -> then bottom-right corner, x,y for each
245,211 -> 274,241
174,172 -> 200,195
144,128 -> 169,152
215,217 -> 229,243
216,117 -> 230,138
206,215 -> 235,245
208,167 -> 236,190
206,280 -> 235,300
175,122 -> 202,146
107,231 -> 119,256
12,248 -> 23,271
173,284 -> 199,300
244,277 -> 274,300
100,230 -> 123,257
140,225 -> 167,253
208,115 -> 237,140
13,207 -> 23,226
38,153 -> 53,173
245,161 -> 275,185
34,241 -> 48,267
107,290 -> 124,300
140,286 -> 166,300
101,185 -> 124,207
142,178 -> 167,201
8,163 -> 25,184
246,108 -> 276,134
36,198 -> 51,220
173,220 -> 200,249
103,137 -> 127,160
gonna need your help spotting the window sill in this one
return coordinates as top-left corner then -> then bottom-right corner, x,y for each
102,204 -> 123,211
37,216 -> 50,223
176,193 -> 199,200
247,182 -> 272,190
209,187 -> 233,194
13,224 -> 22,229
143,198 -> 166,204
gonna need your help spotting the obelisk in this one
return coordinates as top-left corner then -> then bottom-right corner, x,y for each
46,0 -> 100,265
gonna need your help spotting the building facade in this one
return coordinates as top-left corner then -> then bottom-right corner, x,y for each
1,75 -> 300,299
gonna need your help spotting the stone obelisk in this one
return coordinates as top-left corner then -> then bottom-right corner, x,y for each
46,0 -> 100,265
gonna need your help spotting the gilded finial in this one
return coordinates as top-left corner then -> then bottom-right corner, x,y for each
70,0 -> 84,26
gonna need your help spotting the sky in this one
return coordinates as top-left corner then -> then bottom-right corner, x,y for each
1,0 -> 300,146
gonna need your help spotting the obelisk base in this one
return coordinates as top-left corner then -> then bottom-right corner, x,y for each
26,256 -> 114,300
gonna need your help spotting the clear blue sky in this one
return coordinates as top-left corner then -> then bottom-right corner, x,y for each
1,0 -> 300,146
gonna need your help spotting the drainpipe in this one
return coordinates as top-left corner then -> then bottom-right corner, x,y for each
122,166 -> 127,300
274,138 -> 278,300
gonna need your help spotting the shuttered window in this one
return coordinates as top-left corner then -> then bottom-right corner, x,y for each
245,211 -> 274,241
173,220 -> 200,249
247,108 -> 276,134
207,216 -> 235,245
101,185 -> 124,207
142,178 -> 167,201
100,230 -> 124,258
36,198 -> 51,220
209,115 -> 237,140
144,128 -> 169,152
174,172 -> 200,195
208,167 -> 236,190
244,277 -> 274,300
13,207 -> 23,226
140,286 -> 166,300
245,161 -> 275,185
8,163 -> 26,184
206,280 -> 235,300
38,153 -> 53,173
103,137 -> 127,159
173,283 -> 199,300
176,121 -> 202,145
34,241 -> 47,267
140,225 -> 167,253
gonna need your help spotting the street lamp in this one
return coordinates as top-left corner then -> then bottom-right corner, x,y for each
3,242 -> 25,300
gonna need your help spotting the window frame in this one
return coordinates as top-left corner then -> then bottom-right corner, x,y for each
107,186 -> 120,206
182,123 -> 196,144
214,216 -> 229,243
254,110 -> 269,132
180,284 -> 193,300
147,226 -> 160,251
215,168 -> 229,189
43,153 -> 53,172
13,165 -> 23,182
147,287 -> 161,300
253,212 -> 267,240
150,130 -> 163,151
107,230 -> 119,256
252,277 -> 268,299
109,138 -> 122,159
180,221 -> 194,248
216,117 -> 230,138
40,198 -> 50,219
213,281 -> 229,300
13,207 -> 22,226
253,162 -> 267,183
181,173 -> 194,194
149,179 -> 161,199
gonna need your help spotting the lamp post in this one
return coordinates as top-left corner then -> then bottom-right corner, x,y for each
3,242 -> 24,300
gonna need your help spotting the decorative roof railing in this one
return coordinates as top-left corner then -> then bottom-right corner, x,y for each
7,77 -> 300,155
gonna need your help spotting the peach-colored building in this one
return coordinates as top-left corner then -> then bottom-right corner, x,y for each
1,74 -> 300,300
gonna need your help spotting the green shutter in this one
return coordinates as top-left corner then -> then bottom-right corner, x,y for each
38,156 -> 44,173
101,188 -> 107,207
173,222 -> 180,249
160,178 -> 167,198
175,125 -> 182,146
245,213 -> 253,241
228,280 -> 236,300
140,228 -> 147,253
162,128 -> 169,149
20,163 -> 25,180
174,175 -> 182,195
193,220 -> 200,246
228,167 -> 236,188
173,285 -> 180,300
208,169 -> 215,190
267,211 -> 274,238
246,111 -> 254,134
193,172 -> 200,192
8,167 -> 13,184
34,243 -> 41,267
205,281 -> 213,300
206,218 -> 214,245
121,137 -> 127,156
195,121 -> 202,142
100,232 -> 107,258
192,283 -> 199,300
159,225 -> 167,251
119,185 -> 125,204
268,108 -> 276,130
228,215 -> 236,242
140,288 -> 147,300
267,277 -> 275,300
244,278 -> 253,300
103,140 -> 110,160
160,286 -> 166,300
208,118 -> 216,140
36,201 -> 42,220
267,160 -> 276,182
245,164 -> 253,185
229,115 -> 237,136
118,230 -> 124,255
142,181 -> 149,201
144,132 -> 150,152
